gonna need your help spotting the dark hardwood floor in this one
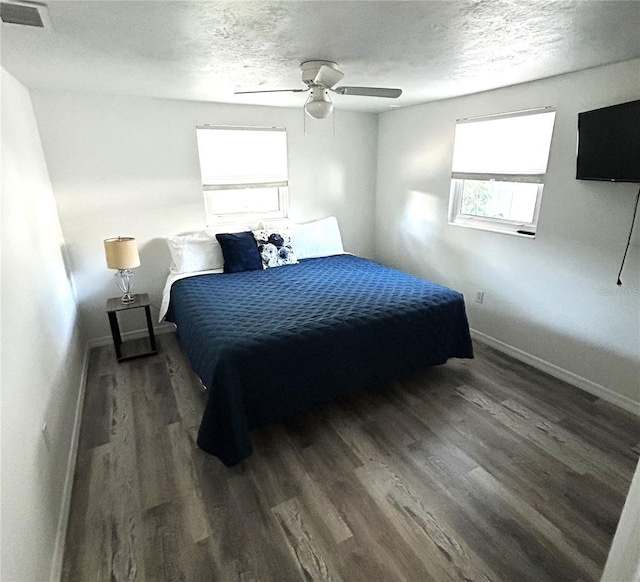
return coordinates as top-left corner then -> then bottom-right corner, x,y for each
62,333 -> 640,582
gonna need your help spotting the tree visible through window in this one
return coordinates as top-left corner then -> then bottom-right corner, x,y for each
461,180 -> 540,222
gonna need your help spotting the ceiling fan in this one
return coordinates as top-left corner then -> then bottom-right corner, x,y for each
235,60 -> 402,119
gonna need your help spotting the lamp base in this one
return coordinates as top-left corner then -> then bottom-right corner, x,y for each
116,269 -> 136,304
120,292 -> 136,304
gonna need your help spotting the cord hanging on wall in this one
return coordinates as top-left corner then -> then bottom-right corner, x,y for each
616,186 -> 640,285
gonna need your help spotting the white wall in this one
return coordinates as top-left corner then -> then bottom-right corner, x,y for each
376,59 -> 640,409
1,68 -> 86,582
29,91 -> 378,341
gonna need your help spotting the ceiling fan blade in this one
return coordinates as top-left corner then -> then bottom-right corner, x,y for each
314,65 -> 344,89
333,86 -> 402,98
234,88 -> 308,94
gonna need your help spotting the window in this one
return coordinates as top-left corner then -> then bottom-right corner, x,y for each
195,125 -> 289,225
449,108 -> 556,236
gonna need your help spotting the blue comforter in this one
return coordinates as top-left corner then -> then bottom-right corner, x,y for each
166,254 -> 473,465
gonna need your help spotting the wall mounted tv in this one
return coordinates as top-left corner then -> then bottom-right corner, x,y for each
576,99 -> 640,183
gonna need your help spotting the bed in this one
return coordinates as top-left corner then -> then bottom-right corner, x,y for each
164,253 -> 474,466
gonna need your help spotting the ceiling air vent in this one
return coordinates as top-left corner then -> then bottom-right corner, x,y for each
1,1 -> 50,28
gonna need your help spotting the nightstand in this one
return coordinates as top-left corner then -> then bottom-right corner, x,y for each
106,293 -> 158,362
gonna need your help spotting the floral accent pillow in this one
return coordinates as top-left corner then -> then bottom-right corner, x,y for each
252,227 -> 299,268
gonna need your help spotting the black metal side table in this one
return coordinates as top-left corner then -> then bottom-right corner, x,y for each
106,293 -> 157,362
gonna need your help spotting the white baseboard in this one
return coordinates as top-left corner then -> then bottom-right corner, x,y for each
88,322 -> 176,349
470,329 -> 640,417
50,341 -> 91,582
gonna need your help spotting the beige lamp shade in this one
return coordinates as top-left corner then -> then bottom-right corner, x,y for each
104,237 -> 140,270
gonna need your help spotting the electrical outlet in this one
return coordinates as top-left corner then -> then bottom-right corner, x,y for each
42,422 -> 50,450
475,290 -> 485,304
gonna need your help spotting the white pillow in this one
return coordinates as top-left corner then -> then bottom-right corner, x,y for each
167,231 -> 222,274
289,216 -> 344,259
167,224 -> 249,274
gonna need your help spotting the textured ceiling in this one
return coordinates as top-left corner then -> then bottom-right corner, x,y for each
2,0 -> 640,112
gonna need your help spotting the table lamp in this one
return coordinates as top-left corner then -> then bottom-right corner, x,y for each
104,236 -> 140,303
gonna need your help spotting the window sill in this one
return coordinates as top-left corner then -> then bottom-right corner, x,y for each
448,220 -> 536,239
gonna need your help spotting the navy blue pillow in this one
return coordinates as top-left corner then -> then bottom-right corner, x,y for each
215,231 -> 263,274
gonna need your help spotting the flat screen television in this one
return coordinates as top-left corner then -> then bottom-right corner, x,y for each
576,99 -> 640,183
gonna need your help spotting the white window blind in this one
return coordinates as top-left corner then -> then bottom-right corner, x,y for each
452,110 -> 556,180
195,126 -> 288,187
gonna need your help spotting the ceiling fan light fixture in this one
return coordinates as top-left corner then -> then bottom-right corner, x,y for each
304,99 -> 333,119
304,88 -> 333,119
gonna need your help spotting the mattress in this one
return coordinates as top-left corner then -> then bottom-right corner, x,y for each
166,254 -> 474,465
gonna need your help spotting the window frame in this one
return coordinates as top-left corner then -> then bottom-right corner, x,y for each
202,182 -> 289,225
195,125 -> 290,226
448,107 -> 556,237
449,173 -> 544,235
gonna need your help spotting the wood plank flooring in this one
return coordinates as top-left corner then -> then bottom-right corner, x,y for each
62,333 -> 640,582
